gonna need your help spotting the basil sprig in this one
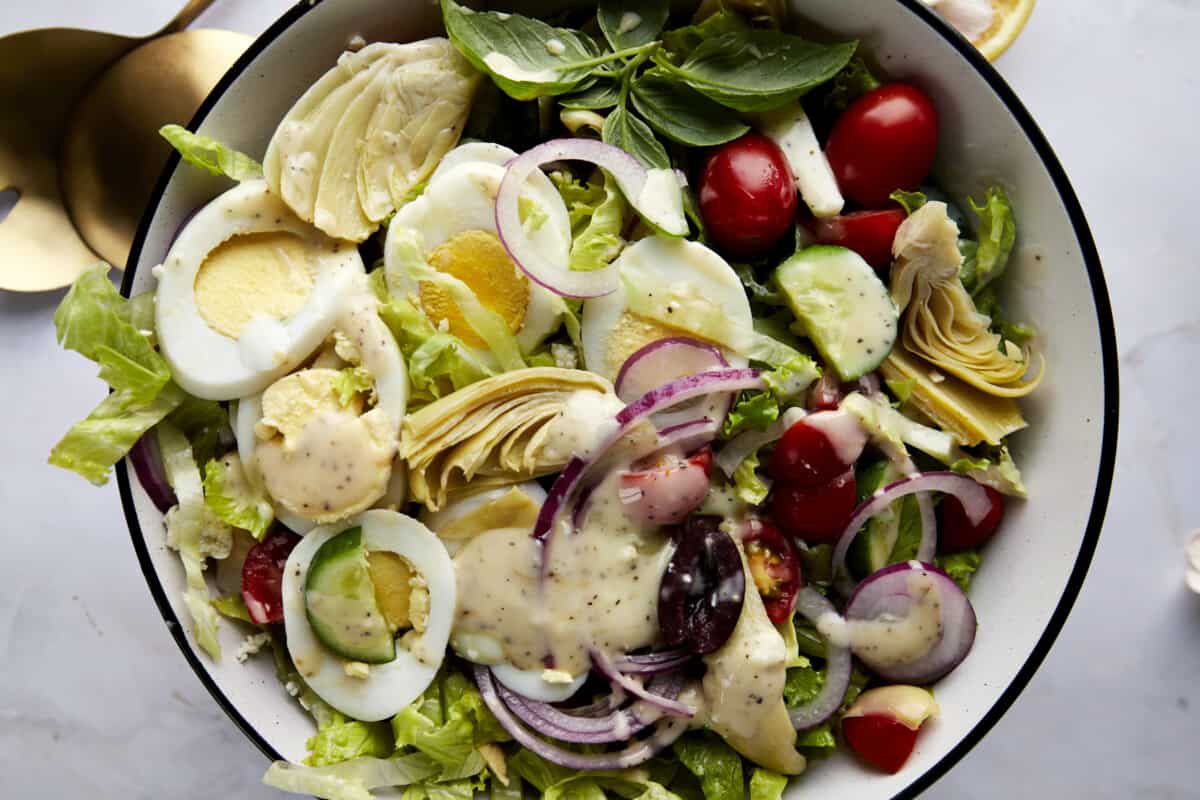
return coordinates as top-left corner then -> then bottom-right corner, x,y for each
441,0 -> 856,168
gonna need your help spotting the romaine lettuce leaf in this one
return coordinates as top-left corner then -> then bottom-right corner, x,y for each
748,768 -> 788,800
203,453 -> 273,540
731,451 -> 770,506
551,170 -> 629,272
935,549 -> 982,593
166,395 -> 229,468
262,754 -> 440,800
762,355 -> 820,402
160,124 -> 263,182
157,422 -> 234,660
721,392 -> 779,438
960,186 -> 1015,295
307,717 -> 395,768
672,732 -> 744,800
335,365 -> 376,406
391,668 -> 508,777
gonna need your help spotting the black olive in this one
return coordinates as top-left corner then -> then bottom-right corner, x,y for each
658,516 -> 745,655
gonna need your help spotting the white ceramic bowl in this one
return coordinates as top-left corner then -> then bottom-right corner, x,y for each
118,1 -> 1118,797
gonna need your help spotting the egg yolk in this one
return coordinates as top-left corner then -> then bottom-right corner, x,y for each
419,230 -> 529,348
604,312 -> 694,378
194,231 -> 316,338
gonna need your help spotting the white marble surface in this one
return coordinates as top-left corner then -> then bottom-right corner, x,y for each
1,0 -> 1197,798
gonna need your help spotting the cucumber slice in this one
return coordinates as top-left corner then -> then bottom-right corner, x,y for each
773,245 -> 898,381
304,526 -> 396,664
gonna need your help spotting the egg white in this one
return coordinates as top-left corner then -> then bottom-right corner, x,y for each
282,510 -> 456,722
155,179 -> 365,401
580,235 -> 753,381
491,662 -> 588,704
235,300 -> 408,533
386,144 -> 570,358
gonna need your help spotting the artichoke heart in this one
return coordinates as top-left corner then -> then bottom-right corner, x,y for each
264,39 -> 480,242
399,367 -> 617,510
890,202 -> 1043,398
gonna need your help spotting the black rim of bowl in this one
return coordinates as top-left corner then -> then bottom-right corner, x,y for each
116,0 -> 1119,795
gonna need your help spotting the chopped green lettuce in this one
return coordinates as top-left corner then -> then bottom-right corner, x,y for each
307,717 -> 395,768
884,376 -> 917,405
762,355 -> 820,402
391,668 -> 508,776
508,749 -> 574,793
974,285 -> 1037,349
262,754 -> 440,800
519,196 -> 550,232
731,451 -> 770,506
733,263 -> 783,306
935,549 -> 982,592
672,733 -> 743,800
335,365 -> 376,406
167,395 -> 229,468
160,124 -> 263,182
369,270 -> 493,402
551,170 -> 629,272
721,392 -> 779,438
157,422 -> 234,660
949,443 -> 1027,498
960,186 -> 1016,295
748,769 -> 788,800
202,454 -> 273,541
212,593 -> 253,623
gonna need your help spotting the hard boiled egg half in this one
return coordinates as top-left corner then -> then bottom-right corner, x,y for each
235,290 -> 408,531
384,142 -> 570,365
155,179 -> 365,401
580,235 -> 754,381
282,510 -> 456,721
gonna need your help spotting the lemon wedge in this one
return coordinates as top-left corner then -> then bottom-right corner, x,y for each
975,0 -> 1037,60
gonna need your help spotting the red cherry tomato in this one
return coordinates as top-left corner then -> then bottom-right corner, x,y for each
742,519 -> 802,624
807,209 -> 907,271
242,530 -> 301,625
619,448 -> 712,527
843,714 -> 920,774
769,419 -> 850,488
769,470 -> 857,544
698,132 -> 797,258
939,486 -> 1005,553
825,83 -> 939,208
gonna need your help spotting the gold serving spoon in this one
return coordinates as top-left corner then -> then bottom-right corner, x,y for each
0,0 -> 250,292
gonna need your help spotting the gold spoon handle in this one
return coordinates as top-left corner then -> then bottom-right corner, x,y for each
157,0 -> 221,36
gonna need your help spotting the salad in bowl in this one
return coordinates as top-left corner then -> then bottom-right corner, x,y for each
49,1 -> 1067,798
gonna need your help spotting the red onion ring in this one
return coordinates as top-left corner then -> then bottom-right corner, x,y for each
591,650 -> 694,718
128,431 -> 177,512
495,139 -> 688,299
832,471 -> 992,596
615,338 -> 732,434
612,648 -> 694,675
787,587 -> 853,731
474,665 -> 689,770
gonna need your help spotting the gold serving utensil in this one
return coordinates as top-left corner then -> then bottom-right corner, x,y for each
0,0 -> 251,292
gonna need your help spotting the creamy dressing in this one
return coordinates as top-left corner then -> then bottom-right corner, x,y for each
451,470 -> 671,675
848,570 -> 944,665
537,389 -> 624,463
805,409 -> 869,465
544,38 -> 566,55
617,11 -> 643,34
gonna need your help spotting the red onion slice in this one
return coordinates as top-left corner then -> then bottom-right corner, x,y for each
591,650 -> 694,718
831,471 -> 992,596
615,338 -> 732,433
613,648 -> 693,675
534,369 -> 765,570
787,587 -> 853,731
845,561 -> 977,684
496,139 -> 687,299
129,431 -> 177,512
474,665 -> 689,770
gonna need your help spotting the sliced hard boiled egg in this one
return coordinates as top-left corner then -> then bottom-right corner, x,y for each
580,235 -> 753,381
235,292 -> 408,529
384,142 -> 569,362
156,179 -> 364,401
491,662 -> 588,704
282,510 -> 456,721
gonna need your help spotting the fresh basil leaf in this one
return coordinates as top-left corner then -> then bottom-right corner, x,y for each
659,30 -> 857,112
559,79 -> 622,110
631,71 -> 750,147
598,0 -> 670,51
441,0 -> 602,100
602,103 -> 671,169
661,10 -> 750,59
823,55 -> 881,112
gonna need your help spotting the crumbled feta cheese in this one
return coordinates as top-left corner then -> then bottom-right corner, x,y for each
236,632 -> 272,663
343,661 -> 371,680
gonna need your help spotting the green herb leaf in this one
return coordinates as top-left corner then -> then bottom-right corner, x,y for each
598,0 -> 670,51
559,80 -> 622,110
602,103 -> 671,169
658,30 -> 857,112
159,124 -> 263,182
441,0 -> 604,100
823,55 -> 881,111
662,10 -> 750,59
630,71 -> 751,146
890,189 -> 927,216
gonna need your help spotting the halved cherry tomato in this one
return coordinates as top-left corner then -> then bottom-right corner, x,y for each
825,83 -> 938,208
939,485 -> 1005,552
619,448 -> 712,527
698,132 -> 798,259
768,419 -> 850,488
842,714 -> 920,774
807,209 -> 907,271
742,519 -> 802,624
769,470 -> 857,544
242,530 -> 301,625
